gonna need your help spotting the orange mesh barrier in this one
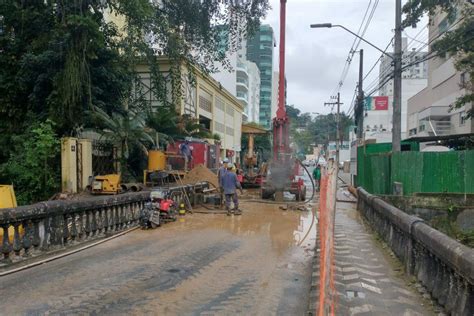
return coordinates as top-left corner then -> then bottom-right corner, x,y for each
317,164 -> 337,316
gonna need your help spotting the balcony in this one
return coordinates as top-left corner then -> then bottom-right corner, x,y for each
236,91 -> 248,101
419,118 -> 451,136
236,76 -> 249,88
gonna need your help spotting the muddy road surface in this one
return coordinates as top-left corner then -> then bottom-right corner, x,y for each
0,200 -> 316,315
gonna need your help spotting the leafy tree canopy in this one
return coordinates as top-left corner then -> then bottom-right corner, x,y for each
402,0 -> 474,117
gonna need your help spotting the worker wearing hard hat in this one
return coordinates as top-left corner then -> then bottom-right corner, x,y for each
222,163 -> 243,215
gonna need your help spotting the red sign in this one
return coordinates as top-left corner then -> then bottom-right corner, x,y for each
373,96 -> 389,110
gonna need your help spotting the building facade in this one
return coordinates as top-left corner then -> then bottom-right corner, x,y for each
135,59 -> 244,160
246,24 -> 275,129
364,38 -> 428,142
407,9 -> 473,137
211,34 -> 261,124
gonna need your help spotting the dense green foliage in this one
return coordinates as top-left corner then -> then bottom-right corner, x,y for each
286,105 -> 354,155
0,0 -> 269,204
0,120 -> 60,204
402,1 -> 473,117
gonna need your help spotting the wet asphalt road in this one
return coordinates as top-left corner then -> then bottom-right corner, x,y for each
0,199 -> 317,315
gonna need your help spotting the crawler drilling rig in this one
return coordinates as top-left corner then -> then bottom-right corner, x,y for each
261,0 -> 306,201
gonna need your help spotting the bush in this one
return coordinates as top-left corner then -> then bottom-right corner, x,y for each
1,120 -> 60,205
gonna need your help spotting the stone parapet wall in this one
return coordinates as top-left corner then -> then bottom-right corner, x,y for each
357,188 -> 474,316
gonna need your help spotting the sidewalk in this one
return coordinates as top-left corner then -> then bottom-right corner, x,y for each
309,186 -> 434,315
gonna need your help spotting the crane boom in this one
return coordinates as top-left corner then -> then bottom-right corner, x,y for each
273,0 -> 290,161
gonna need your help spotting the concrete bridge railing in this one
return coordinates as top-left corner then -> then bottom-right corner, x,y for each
357,188 -> 474,316
0,192 -> 149,265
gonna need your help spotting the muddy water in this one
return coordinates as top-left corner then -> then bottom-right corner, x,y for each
0,199 -> 317,315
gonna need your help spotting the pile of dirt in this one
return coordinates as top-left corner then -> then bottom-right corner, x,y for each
182,164 -> 219,188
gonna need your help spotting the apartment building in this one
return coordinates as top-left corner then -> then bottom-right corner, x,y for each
364,38 -> 428,142
407,9 -> 473,137
246,24 -> 275,129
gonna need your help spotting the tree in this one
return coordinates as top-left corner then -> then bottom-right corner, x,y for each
402,1 -> 474,118
0,1 -> 270,200
0,120 -> 60,205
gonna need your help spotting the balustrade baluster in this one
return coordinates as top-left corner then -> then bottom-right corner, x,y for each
120,205 -> 126,229
85,211 -> 91,238
63,214 -> 69,245
13,223 -> 22,256
22,220 -> 33,256
114,205 -> 120,231
70,213 -> 77,241
91,209 -> 98,236
32,220 -> 41,250
78,211 -> 85,240
97,208 -> 104,235
1,225 -> 12,260
124,204 -> 130,227
104,207 -> 109,234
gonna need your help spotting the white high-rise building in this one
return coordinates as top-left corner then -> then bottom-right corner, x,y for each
212,36 -> 261,123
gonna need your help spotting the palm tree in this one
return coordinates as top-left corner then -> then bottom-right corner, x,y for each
89,106 -> 155,160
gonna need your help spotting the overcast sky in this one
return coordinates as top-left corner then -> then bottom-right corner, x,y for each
261,0 -> 428,116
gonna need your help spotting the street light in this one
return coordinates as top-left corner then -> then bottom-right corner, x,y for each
310,18 -> 403,152
310,24 -> 393,59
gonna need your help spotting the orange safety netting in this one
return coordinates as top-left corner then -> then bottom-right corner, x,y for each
317,166 -> 337,316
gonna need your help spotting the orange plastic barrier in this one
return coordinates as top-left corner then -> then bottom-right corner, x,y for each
317,164 -> 337,315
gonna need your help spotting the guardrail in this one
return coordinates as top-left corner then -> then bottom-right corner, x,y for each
357,188 -> 474,316
0,192 -> 149,265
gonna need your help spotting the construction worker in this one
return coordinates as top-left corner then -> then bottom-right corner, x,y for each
179,140 -> 193,171
313,164 -> 322,192
218,158 -> 229,207
222,163 -> 243,215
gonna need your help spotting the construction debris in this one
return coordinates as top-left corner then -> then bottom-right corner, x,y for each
182,164 -> 219,188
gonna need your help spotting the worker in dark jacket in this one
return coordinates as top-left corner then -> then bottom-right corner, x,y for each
222,163 -> 243,215
179,140 -> 192,170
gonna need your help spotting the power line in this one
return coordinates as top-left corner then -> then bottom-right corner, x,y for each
330,0 -> 380,97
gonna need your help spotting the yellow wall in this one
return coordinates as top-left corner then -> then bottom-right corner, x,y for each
61,137 -> 78,193
78,139 -> 93,190
0,185 -> 17,208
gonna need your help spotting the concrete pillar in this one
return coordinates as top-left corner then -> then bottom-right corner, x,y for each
61,137 -> 77,193
78,139 -> 93,191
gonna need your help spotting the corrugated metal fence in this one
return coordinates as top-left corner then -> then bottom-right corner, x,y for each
357,150 -> 474,195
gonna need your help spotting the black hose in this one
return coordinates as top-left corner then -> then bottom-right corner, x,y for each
296,158 -> 316,204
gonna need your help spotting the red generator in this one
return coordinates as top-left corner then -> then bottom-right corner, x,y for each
167,139 -> 220,172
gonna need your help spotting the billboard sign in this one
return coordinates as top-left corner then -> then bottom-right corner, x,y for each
365,96 -> 389,111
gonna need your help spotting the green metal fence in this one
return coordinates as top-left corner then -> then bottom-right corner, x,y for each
357,147 -> 474,196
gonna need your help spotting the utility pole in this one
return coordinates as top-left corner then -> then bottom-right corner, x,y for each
336,92 -> 340,164
324,93 -> 343,164
357,49 -> 364,141
393,0 -> 402,152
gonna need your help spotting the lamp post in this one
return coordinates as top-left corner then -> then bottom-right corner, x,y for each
310,20 -> 402,152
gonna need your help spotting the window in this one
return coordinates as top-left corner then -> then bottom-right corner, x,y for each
460,72 -> 467,87
215,96 -> 225,111
460,111 -> 466,126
